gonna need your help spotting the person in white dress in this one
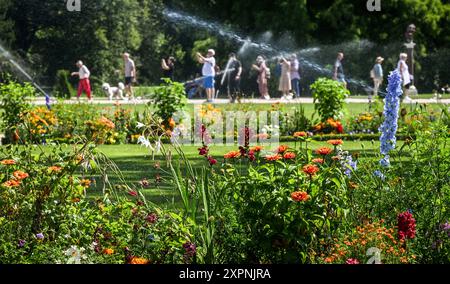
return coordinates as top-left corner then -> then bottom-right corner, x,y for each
397,53 -> 412,100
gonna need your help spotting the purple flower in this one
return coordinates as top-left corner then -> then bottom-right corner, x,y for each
442,222 -> 450,237
379,70 -> 402,167
373,170 -> 386,181
18,239 -> 26,247
183,242 -> 197,257
146,213 -> 158,224
36,233 -> 44,240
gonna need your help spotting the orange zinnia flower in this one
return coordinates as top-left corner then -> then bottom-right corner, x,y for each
293,131 -> 307,138
13,171 -> 29,180
224,151 -> 241,159
327,139 -> 343,146
277,145 -> 289,154
283,152 -> 296,160
302,164 -> 320,176
312,158 -> 324,164
3,179 -> 21,188
291,191 -> 310,202
315,147 -> 333,156
103,248 -> 114,255
1,159 -> 16,165
169,118 -> 176,128
265,154 -> 282,161
129,257 -> 150,264
71,198 -> 81,203
80,179 -> 91,188
48,166 -> 62,172
250,146 -> 264,152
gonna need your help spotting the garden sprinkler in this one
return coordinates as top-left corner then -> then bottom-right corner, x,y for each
0,43 -> 51,109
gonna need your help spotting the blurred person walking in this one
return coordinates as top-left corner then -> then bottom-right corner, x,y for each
370,56 -> 384,102
252,56 -> 270,100
290,54 -> 301,98
123,52 -> 136,100
279,57 -> 292,100
333,52 -> 347,89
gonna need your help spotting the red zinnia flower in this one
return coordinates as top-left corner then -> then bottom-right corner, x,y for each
248,150 -> 256,162
265,154 -> 282,161
146,213 -> 158,224
291,191 -> 310,202
207,156 -> 217,166
283,152 -> 296,160
198,146 -> 209,156
327,139 -> 344,146
315,147 -> 333,156
336,123 -> 344,134
302,164 -> 320,176
312,158 -> 324,164
293,131 -> 307,138
277,145 -> 289,154
128,191 -> 138,197
13,171 -> 29,180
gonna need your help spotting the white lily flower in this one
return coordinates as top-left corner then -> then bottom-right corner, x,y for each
137,136 -> 154,151
136,122 -> 145,129
155,137 -> 162,154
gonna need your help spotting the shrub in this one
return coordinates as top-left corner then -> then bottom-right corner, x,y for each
150,79 -> 186,130
310,78 -> 350,122
53,70 -> 75,99
0,80 -> 35,144
280,105 -> 314,136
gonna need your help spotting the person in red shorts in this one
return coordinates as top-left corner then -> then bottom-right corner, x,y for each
71,60 -> 92,102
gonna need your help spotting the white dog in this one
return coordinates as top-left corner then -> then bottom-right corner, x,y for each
102,82 -> 125,101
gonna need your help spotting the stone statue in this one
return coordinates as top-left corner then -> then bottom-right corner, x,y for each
405,24 -> 416,43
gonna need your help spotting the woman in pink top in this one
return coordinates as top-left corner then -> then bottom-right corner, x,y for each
252,56 -> 270,100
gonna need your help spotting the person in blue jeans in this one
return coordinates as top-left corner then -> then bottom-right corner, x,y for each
290,54 -> 301,98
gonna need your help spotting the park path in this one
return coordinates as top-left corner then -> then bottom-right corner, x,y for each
32,97 -> 450,106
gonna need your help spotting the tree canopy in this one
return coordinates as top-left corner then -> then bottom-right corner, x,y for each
0,0 -> 449,93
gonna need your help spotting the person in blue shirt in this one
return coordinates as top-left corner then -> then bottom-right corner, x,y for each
370,56 -> 384,101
